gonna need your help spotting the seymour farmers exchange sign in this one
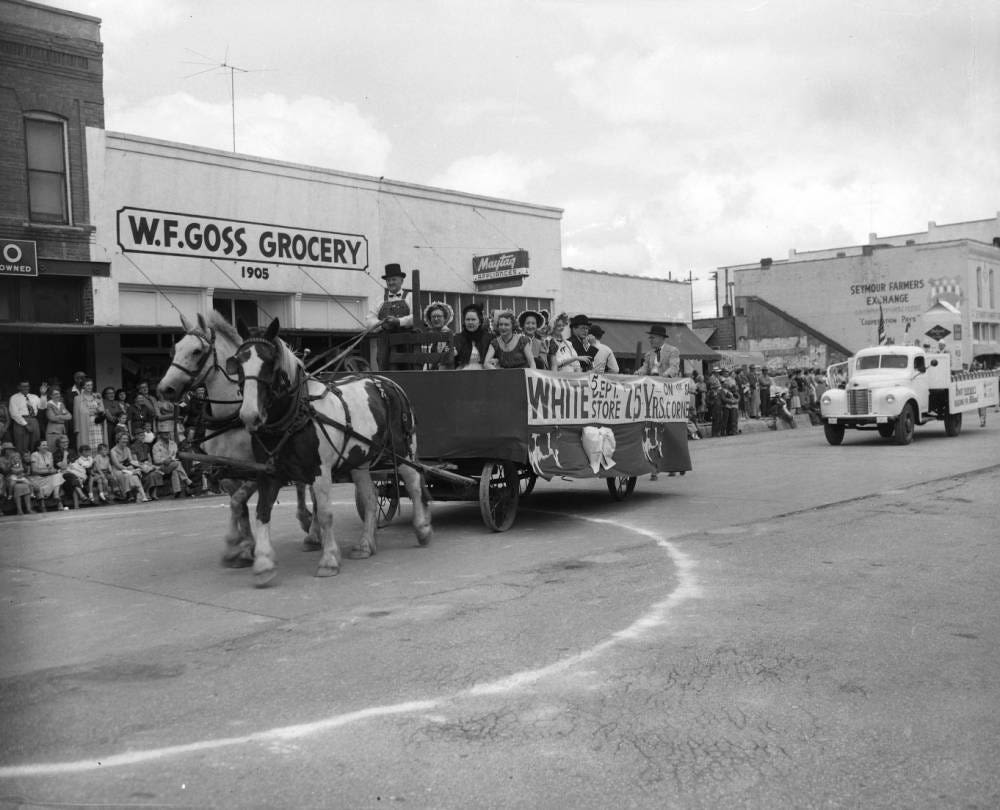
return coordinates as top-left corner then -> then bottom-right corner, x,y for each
117,208 -> 368,270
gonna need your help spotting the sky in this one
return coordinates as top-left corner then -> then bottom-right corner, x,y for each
47,0 -> 1000,318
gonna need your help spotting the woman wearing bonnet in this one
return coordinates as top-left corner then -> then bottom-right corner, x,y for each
421,301 -> 455,370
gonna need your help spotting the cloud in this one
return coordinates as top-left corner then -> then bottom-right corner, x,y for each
107,92 -> 391,175
429,152 -> 552,200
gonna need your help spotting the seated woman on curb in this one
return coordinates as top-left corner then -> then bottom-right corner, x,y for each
484,310 -> 535,369
29,440 -> 66,511
1,442 -> 37,514
452,303 -> 491,370
109,432 -> 151,503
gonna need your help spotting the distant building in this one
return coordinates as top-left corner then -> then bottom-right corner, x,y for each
704,214 -> 1000,370
560,267 -> 718,372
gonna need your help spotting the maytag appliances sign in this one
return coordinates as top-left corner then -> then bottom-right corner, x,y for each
472,249 -> 529,290
116,208 -> 368,271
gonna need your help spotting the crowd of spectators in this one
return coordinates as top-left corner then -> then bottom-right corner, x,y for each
688,365 -> 830,438
1,372 -> 213,515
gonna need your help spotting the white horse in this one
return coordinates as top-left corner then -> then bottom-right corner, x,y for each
230,318 -> 432,586
156,312 -> 315,567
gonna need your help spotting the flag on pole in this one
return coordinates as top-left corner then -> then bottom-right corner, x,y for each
877,303 -> 886,345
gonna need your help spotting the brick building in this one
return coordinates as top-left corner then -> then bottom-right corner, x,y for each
0,0 -> 110,386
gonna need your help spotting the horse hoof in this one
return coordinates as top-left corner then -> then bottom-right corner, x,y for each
348,546 -> 373,560
302,538 -> 322,552
253,568 -> 278,587
221,554 -> 254,569
417,527 -> 432,547
315,564 -> 340,577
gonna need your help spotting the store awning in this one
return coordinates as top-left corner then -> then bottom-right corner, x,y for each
595,320 -> 721,361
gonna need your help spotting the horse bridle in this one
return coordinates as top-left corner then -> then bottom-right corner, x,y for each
230,337 -> 298,402
170,327 -> 243,393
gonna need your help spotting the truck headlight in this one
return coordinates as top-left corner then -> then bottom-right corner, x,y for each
821,394 -> 832,405
885,394 -> 896,404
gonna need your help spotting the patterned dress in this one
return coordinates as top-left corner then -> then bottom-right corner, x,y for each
73,391 -> 106,450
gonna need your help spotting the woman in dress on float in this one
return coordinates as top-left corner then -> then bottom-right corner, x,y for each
421,301 -> 455,370
484,310 -> 535,369
517,310 -> 549,369
546,312 -> 584,372
452,303 -> 491,370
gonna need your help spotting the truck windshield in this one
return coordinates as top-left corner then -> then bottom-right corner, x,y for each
855,355 -> 910,371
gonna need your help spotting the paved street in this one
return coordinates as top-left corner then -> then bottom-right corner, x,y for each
1,421 -> 998,809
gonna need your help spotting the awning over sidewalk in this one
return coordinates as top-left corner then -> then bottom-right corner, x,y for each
594,320 -> 721,361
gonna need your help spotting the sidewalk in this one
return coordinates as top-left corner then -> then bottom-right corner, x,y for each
695,412 -> 816,438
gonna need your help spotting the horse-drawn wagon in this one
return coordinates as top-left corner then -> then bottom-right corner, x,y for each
334,367 -> 693,532
160,314 -> 692,585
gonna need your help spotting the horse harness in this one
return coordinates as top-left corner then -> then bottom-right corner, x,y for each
236,337 -> 413,480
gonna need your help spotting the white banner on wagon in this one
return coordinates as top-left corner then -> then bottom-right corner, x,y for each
524,371 -> 690,426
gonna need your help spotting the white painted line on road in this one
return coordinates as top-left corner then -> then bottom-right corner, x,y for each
0,513 -> 700,779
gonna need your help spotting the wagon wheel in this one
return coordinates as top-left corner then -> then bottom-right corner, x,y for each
479,461 -> 520,532
607,475 -> 637,501
355,478 -> 400,528
519,470 -> 538,497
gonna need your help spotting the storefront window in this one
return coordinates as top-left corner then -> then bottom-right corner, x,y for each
212,296 -> 259,328
25,115 -> 70,225
0,277 -> 85,322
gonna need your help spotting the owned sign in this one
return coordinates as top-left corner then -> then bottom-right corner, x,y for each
0,239 -> 38,277
116,208 -> 368,270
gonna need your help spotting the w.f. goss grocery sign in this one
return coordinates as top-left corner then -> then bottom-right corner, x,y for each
116,208 -> 368,270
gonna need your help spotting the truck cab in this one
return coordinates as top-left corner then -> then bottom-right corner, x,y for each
820,346 -> 944,445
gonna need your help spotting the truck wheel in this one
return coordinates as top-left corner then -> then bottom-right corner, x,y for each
894,404 -> 915,445
877,424 -> 894,439
944,412 -> 962,437
823,424 -> 845,445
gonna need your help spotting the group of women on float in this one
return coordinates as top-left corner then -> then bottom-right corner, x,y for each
421,302 -> 593,372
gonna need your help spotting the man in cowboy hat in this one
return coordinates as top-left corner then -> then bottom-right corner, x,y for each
636,324 -> 680,378
568,314 -> 597,367
365,263 -> 415,370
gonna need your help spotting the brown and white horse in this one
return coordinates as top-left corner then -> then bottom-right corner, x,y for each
230,318 -> 432,585
156,312 -> 316,567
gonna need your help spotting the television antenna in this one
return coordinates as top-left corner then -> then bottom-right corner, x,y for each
182,47 -> 272,152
